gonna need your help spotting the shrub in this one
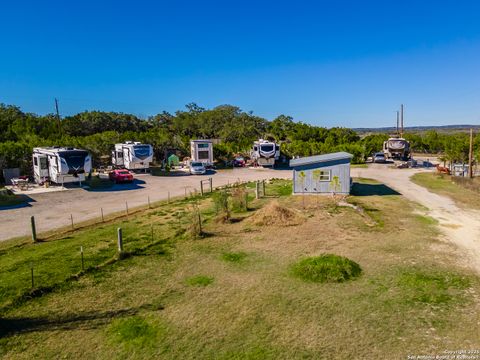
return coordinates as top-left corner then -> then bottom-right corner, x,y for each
291,254 -> 361,283
213,189 -> 230,222
187,203 -> 203,239
231,185 -> 248,212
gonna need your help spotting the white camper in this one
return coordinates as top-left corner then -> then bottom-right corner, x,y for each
112,142 -> 153,170
32,147 -> 92,185
190,140 -> 213,167
251,139 -> 280,167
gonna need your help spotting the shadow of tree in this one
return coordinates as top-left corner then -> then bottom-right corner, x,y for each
0,302 -> 163,338
351,183 -> 401,196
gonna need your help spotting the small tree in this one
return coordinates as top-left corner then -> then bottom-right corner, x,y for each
188,203 -> 203,239
213,189 -> 230,222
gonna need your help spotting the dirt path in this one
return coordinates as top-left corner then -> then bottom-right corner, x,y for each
353,165 -> 480,273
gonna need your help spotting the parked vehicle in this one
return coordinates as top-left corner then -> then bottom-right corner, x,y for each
233,157 -> 246,167
109,169 -> 134,183
251,139 -> 280,167
33,147 -> 92,185
190,140 -> 214,168
373,152 -> 386,163
189,161 -> 206,175
112,141 -> 153,171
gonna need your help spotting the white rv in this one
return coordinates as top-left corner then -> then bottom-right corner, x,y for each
251,139 -> 280,167
112,142 -> 153,170
190,140 -> 213,167
33,147 -> 92,185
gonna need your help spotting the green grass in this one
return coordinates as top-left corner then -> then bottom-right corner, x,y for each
185,275 -> 214,286
1,178 -> 479,359
351,163 -> 368,168
411,172 -> 480,210
291,254 -> 362,283
396,269 -> 470,305
107,316 -> 162,349
221,251 -> 247,263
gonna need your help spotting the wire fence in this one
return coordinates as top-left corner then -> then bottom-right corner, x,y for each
1,178 -> 270,310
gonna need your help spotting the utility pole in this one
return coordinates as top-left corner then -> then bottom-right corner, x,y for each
55,98 -> 61,133
400,104 -> 404,138
468,128 -> 474,179
396,111 -> 400,136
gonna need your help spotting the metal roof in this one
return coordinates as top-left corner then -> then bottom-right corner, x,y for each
289,152 -> 353,167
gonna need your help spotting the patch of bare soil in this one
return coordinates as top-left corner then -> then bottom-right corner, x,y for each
248,201 -> 305,227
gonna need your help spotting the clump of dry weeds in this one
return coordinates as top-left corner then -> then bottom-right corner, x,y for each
248,201 -> 305,227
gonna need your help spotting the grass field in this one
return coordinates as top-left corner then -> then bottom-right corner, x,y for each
1,179 -> 479,359
411,172 -> 480,210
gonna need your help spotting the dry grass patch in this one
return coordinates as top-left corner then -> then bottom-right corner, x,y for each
247,200 -> 305,227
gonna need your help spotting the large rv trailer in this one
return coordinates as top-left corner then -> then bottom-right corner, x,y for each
383,136 -> 411,160
190,140 -> 213,167
112,142 -> 153,170
33,147 -> 92,184
251,139 -> 280,167
382,104 -> 411,161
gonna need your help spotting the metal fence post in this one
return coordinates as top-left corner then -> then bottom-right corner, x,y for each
200,181 -> 204,196
209,177 -> 213,192
31,216 -> 37,243
125,201 -> 129,215
80,246 -> 84,271
262,180 -> 266,197
70,214 -> 74,230
101,208 -> 104,222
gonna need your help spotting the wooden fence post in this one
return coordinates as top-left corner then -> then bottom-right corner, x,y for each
125,201 -> 129,215
200,181 -> 204,196
255,181 -> 260,199
262,180 -> 266,197
31,216 -> 37,243
101,208 -> 104,222
209,177 -> 213,192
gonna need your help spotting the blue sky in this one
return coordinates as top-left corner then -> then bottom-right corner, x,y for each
1,0 -> 480,127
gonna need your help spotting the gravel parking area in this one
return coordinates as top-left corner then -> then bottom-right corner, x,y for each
0,168 -> 291,241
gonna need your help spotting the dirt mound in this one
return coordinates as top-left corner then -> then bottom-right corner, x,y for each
249,201 -> 305,226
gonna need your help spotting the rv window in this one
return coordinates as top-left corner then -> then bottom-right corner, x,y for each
40,157 -> 48,169
198,150 -> 209,160
117,152 -> 123,158
34,157 -> 38,166
253,146 -> 258,151
197,143 -> 209,148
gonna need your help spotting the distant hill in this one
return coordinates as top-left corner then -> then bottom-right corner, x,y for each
354,124 -> 480,134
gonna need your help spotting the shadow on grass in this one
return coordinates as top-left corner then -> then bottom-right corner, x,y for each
0,302 -> 163,338
351,183 -> 401,196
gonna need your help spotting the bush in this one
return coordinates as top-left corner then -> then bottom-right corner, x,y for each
231,185 -> 248,212
291,254 -> 362,283
212,189 -> 230,222
187,203 -> 203,239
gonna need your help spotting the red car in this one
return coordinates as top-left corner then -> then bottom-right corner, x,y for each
109,169 -> 134,183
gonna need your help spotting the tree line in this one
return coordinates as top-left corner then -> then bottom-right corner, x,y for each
0,103 -> 478,179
